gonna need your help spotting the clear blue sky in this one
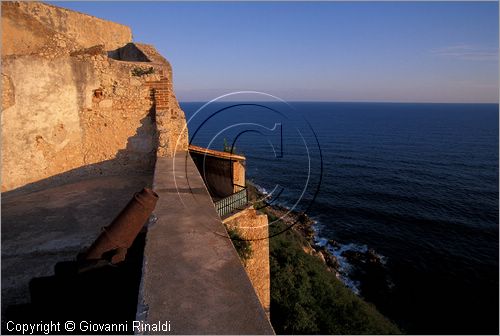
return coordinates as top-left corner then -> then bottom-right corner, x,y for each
54,1 -> 498,103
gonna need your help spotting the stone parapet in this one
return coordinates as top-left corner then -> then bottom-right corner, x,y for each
1,1 -> 132,57
137,154 -> 274,334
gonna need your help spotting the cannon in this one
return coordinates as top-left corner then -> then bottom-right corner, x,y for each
80,188 -> 159,265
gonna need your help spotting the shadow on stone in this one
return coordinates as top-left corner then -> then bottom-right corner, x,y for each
1,113 -> 158,333
107,43 -> 150,62
4,233 -> 146,335
2,112 -> 157,199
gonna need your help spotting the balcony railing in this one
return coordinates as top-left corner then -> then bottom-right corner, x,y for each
214,185 -> 248,218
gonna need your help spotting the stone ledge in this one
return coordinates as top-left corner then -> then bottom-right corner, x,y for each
137,154 -> 274,334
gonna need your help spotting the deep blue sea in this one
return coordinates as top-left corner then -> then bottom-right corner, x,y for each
181,101 -> 499,334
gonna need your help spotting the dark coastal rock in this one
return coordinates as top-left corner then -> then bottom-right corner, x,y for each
313,250 -> 326,263
341,250 -> 365,264
322,251 -> 340,270
311,246 -> 340,271
261,199 -> 316,243
366,248 -> 382,264
303,227 -> 315,239
341,249 -> 383,267
297,212 -> 308,223
328,239 -> 341,249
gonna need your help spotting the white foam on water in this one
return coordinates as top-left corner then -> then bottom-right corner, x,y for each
256,184 -> 270,196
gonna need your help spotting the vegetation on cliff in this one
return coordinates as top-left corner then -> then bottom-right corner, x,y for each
247,183 -> 401,334
225,224 -> 253,265
268,216 -> 400,334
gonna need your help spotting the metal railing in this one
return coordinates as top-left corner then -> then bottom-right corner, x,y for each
214,185 -> 248,218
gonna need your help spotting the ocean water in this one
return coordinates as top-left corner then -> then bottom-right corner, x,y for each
181,101 -> 499,334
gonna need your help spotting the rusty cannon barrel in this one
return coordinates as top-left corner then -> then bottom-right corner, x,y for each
82,188 -> 159,264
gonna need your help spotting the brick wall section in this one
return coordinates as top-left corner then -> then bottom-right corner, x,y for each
146,76 -> 188,157
223,208 -> 271,318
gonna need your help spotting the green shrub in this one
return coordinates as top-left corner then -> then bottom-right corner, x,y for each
223,138 -> 231,153
226,226 -> 253,265
223,138 -> 241,155
131,66 -> 155,77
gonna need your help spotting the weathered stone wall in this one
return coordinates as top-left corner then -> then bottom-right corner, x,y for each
2,54 -> 95,191
1,74 -> 15,110
1,2 -> 188,192
223,208 -> 271,317
1,1 -> 132,57
1,48 -> 158,191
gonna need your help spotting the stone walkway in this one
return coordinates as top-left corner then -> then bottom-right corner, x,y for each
138,154 -> 274,334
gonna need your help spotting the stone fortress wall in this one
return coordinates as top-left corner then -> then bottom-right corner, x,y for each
1,3 -> 272,332
1,1 -> 188,193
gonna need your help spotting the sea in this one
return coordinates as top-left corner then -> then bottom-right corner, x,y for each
180,101 -> 499,334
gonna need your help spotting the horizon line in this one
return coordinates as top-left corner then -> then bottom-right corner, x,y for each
179,100 -> 500,104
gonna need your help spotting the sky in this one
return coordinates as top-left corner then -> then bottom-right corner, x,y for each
54,1 -> 498,103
